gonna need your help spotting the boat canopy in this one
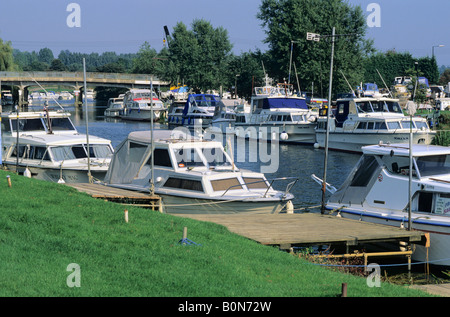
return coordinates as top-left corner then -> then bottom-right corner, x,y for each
183,94 -> 219,116
262,97 -> 308,110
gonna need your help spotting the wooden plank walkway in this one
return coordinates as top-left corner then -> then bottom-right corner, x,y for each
67,183 -> 161,210
177,213 -> 426,250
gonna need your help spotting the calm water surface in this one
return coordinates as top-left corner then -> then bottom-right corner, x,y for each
66,104 -> 360,210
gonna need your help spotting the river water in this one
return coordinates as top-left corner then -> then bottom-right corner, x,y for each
64,103 -> 360,211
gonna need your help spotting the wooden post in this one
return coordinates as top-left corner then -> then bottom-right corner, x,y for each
6,175 -> 11,187
341,283 -> 347,297
124,209 -> 129,223
182,227 -> 188,244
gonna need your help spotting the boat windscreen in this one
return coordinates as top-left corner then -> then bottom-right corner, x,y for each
49,118 -> 76,131
11,118 -> 46,132
416,155 -> 450,177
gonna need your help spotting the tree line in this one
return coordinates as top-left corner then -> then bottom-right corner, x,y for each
1,0 -> 447,101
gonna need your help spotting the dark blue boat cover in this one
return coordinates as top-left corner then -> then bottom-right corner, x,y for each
262,97 -> 308,110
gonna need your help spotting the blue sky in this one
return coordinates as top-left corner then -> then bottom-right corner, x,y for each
0,0 -> 449,66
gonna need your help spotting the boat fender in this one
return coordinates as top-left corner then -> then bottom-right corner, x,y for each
280,131 -> 289,141
314,143 -> 320,149
24,167 -> 32,178
286,200 -> 294,213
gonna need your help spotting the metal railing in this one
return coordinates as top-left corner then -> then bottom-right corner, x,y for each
0,71 -> 163,82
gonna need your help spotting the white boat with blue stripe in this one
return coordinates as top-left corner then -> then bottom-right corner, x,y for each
315,143 -> 450,266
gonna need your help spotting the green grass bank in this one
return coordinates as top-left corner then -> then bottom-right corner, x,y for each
0,170 -> 432,297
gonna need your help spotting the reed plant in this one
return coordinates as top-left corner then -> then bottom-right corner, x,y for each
0,170 -> 432,297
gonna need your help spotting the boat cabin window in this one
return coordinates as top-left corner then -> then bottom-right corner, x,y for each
243,177 -> 269,189
387,122 -> 401,130
367,122 -> 374,129
350,155 -> 380,187
163,177 -> 203,192
356,122 -> 367,129
11,145 -> 50,161
147,148 -> 173,168
202,147 -> 232,168
375,122 -> 387,130
356,102 -> 372,113
211,178 -> 242,191
174,148 -> 204,168
10,118 -> 46,132
401,121 -> 415,129
291,115 -> 304,122
51,144 -> 112,161
416,155 -> 450,177
49,118 -> 76,131
415,121 -> 429,130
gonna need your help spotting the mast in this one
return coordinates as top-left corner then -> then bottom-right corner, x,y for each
83,58 -> 92,183
150,76 -> 155,195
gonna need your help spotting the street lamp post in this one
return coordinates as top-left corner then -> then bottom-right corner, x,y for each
432,44 -> 444,58
307,27 -> 357,214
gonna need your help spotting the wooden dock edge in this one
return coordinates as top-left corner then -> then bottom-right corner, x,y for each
66,183 -> 162,211
176,213 -> 427,251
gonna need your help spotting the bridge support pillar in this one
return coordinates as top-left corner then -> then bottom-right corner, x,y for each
74,85 -> 82,107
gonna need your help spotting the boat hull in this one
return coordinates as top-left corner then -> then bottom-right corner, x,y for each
121,109 -> 162,121
5,163 -> 107,183
159,194 -> 287,214
235,123 -> 316,144
315,131 -> 435,153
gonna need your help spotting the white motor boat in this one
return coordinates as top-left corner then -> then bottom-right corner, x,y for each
210,98 -> 239,133
234,75 -> 317,144
104,95 -> 124,118
317,143 -> 450,266
315,95 -> 436,153
121,89 -> 166,121
104,130 -> 296,214
167,94 -> 218,129
1,111 -> 114,183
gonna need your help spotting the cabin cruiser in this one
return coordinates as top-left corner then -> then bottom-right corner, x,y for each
104,95 -> 124,118
103,130 -> 296,214
166,99 -> 186,126
315,95 -> 435,153
167,94 -> 218,129
210,98 -> 240,133
121,99 -> 165,121
234,76 -> 317,144
315,143 -> 450,266
120,88 -> 166,121
1,111 -> 113,183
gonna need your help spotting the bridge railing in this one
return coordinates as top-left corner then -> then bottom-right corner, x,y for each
0,71 -> 160,82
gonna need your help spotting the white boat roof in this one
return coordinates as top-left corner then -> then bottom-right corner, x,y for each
14,133 -> 111,146
128,130 -> 202,144
1,111 -> 71,119
362,143 -> 450,157
338,96 -> 399,102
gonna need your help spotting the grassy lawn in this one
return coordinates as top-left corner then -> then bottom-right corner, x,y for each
0,170 -> 433,297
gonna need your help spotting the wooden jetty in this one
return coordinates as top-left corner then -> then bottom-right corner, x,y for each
177,213 -> 427,252
67,183 -> 161,210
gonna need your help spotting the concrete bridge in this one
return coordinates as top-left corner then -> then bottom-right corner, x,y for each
0,71 -> 169,105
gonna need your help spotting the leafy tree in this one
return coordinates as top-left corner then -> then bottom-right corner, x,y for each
0,38 -> 17,71
364,52 -> 440,89
439,68 -> 450,85
131,42 -> 166,75
257,0 -> 374,97
49,59 -> 67,71
227,50 -> 268,99
38,48 -> 54,65
166,19 -> 233,92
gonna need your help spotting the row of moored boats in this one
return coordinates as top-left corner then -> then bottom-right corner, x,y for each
3,74 -> 450,266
